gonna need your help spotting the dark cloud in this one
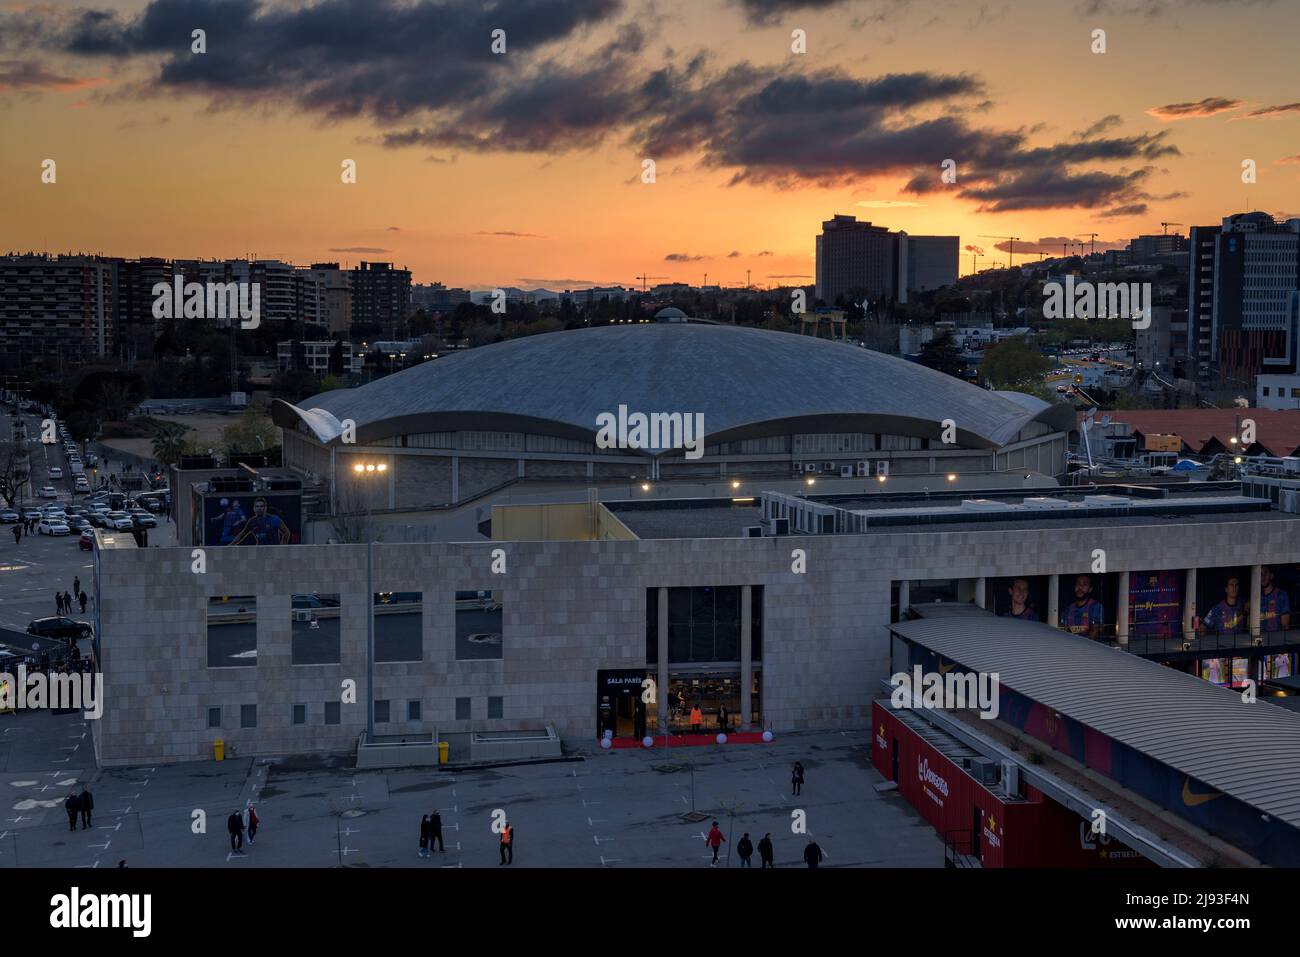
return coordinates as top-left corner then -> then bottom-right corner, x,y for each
1146,96 -> 1243,120
1243,102 -> 1300,119
727,250 -> 741,257
0,59 -> 96,91
1097,203 -> 1149,217
476,231 -> 544,238
2,0 -> 1185,215
386,226 -> 401,231
757,250 -> 774,256
665,253 -> 705,262
1076,114 -> 1122,138
732,0 -> 857,26
329,246 -> 390,253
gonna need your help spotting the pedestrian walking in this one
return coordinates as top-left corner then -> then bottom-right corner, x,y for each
227,811 -> 245,853
419,815 -> 430,858
246,804 -> 259,844
72,576 -> 80,598
63,592 -> 72,617
498,820 -> 514,865
429,810 -> 444,852
791,761 -> 804,796
64,792 -> 79,832
78,591 -> 87,614
54,591 -> 63,615
803,839 -> 823,868
10,525 -> 19,545
737,832 -> 753,868
718,704 -> 729,732
705,820 -> 726,866
758,833 -> 775,868
78,787 -> 93,829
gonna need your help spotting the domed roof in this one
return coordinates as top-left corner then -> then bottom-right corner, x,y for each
273,325 -> 1071,454
654,307 -> 689,320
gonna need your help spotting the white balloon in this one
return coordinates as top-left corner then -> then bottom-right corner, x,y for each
600,737 -> 612,749
762,730 -> 774,742
716,733 -> 727,744
642,736 -> 654,748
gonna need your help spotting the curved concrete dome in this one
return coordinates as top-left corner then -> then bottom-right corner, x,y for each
273,324 -> 1071,454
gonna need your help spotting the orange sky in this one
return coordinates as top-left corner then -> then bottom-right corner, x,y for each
3,0 -> 1298,288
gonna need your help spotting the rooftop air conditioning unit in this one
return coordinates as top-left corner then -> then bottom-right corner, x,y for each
1001,761 -> 1020,797
805,463 -> 818,473
767,517 -> 790,536
824,461 -> 835,472
292,609 -> 313,622
840,465 -> 853,478
969,757 -> 1001,786
744,526 -> 764,538
856,461 -> 869,477
1283,457 -> 1300,475
876,461 -> 889,476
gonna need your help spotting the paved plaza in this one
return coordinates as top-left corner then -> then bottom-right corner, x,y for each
0,709 -> 941,868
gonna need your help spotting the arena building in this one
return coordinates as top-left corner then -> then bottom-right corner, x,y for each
271,324 -> 1074,519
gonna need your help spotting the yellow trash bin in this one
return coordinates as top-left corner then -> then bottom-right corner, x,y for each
213,738 -> 225,762
437,741 -> 449,765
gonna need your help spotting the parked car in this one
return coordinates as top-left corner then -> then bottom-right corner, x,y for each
21,507 -> 43,521
129,509 -> 157,529
0,509 -> 18,523
79,529 -> 94,551
38,486 -> 57,498
86,511 -> 110,528
64,516 -> 90,532
37,519 -> 70,536
105,511 -> 135,531
48,467 -> 62,479
27,617 -> 93,641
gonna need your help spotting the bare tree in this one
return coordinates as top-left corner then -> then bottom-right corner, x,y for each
329,481 -> 383,544
0,440 -> 31,507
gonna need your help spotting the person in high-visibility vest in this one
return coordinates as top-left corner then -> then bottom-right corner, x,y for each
499,821 -> 514,865
689,705 -> 703,733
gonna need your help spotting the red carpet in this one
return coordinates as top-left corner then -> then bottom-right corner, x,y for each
606,732 -> 769,749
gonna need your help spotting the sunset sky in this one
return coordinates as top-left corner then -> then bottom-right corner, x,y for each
3,0 -> 1298,289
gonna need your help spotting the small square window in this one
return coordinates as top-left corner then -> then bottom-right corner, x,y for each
240,704 -> 257,729
488,696 -> 504,720
325,701 -> 341,725
207,707 -> 221,729
407,700 -> 421,721
374,699 -> 390,723
293,704 -> 306,725
455,697 -> 471,720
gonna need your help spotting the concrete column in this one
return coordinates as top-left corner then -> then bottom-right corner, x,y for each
388,456 -> 396,510
1116,571 -> 1130,646
975,577 -> 987,610
1183,568 -> 1197,640
451,455 -> 459,504
898,580 -> 910,620
1047,574 -> 1060,628
657,587 -> 669,733
741,585 -> 753,730
1250,563 -> 1262,637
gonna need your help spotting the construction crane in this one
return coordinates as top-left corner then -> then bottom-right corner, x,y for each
633,274 -> 668,293
1160,222 -> 1183,236
979,235 -> 1021,267
1083,232 -> 1099,255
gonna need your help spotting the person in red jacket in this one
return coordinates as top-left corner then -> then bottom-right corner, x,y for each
705,821 -> 726,866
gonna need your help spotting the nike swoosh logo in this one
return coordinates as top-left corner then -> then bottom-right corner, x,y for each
1182,778 -> 1223,807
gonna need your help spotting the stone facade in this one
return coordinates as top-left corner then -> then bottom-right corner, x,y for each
91,513 -> 1300,765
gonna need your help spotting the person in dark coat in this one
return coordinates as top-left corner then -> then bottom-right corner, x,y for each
78,591 -> 87,614
737,832 -> 754,868
758,833 -> 775,868
791,761 -> 805,796
64,792 -> 80,831
419,815 -> 430,858
73,576 -> 80,598
55,591 -> 64,614
803,839 -> 823,868
63,592 -> 73,617
10,525 -> 18,545
228,811 -> 245,853
429,810 -> 444,852
79,787 -> 93,829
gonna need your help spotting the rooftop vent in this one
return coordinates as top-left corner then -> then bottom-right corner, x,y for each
1022,497 -> 1070,510
1082,494 -> 1131,507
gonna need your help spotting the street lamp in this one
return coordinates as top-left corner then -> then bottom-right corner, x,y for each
352,458 -> 389,740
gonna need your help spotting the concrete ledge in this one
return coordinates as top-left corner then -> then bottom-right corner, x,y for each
356,731 -> 438,769
469,725 -> 561,762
